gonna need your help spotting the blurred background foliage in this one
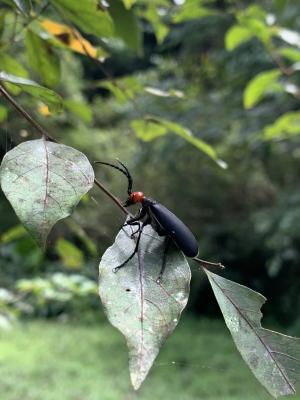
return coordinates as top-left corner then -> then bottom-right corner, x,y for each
0,0 -> 300,331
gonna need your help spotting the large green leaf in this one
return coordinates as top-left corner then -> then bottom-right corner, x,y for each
25,30 -> 60,88
0,72 -> 63,112
206,270 -> 300,398
172,0 -> 216,23
108,0 -> 142,53
243,69 -> 282,109
50,0 -> 114,38
264,111 -> 300,140
0,139 -> 94,247
99,224 -> 191,390
131,119 -> 167,141
0,53 -> 29,95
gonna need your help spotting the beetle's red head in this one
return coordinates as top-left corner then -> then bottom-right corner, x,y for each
124,191 -> 145,207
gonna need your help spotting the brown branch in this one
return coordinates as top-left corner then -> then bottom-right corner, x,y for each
0,82 -> 129,216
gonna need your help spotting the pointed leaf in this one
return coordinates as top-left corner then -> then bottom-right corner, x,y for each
206,270 -> 300,398
0,72 -> 63,112
0,139 -> 94,247
99,224 -> 191,390
244,69 -> 282,109
225,25 -> 254,51
263,111 -> 300,140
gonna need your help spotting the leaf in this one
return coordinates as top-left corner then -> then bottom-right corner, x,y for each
205,270 -> 300,398
131,119 -> 168,141
279,47 -> 300,62
64,99 -> 93,124
25,30 -> 61,88
143,4 -> 169,44
0,72 -> 63,112
41,19 -> 106,59
108,0 -> 142,53
172,0 -> 216,23
276,28 -> 300,48
50,0 -> 114,38
0,225 -> 27,243
243,69 -> 282,110
144,86 -> 184,98
55,238 -> 84,269
0,139 -> 94,247
143,117 -> 227,168
99,224 -> 191,390
0,52 -> 29,95
225,25 -> 254,51
12,0 -> 30,15
263,112 -> 300,140
122,0 -> 136,8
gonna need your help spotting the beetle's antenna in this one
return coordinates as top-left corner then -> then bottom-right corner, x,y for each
94,161 -> 133,195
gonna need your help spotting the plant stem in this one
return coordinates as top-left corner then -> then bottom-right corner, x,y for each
0,83 -> 130,216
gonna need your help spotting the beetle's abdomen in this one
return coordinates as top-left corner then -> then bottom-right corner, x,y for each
149,203 -> 199,257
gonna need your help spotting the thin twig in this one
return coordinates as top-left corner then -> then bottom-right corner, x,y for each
0,82 -> 130,216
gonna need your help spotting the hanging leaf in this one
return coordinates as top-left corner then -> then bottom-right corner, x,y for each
108,0 -> 142,54
0,139 -> 94,247
50,0 -> 114,38
0,72 -> 63,112
25,30 -> 61,88
225,25 -> 254,51
99,224 -> 191,390
243,69 -> 282,109
206,270 -> 300,398
41,19 -> 106,59
131,119 -> 167,141
263,111 -> 300,140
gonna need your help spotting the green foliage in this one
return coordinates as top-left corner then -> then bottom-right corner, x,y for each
64,99 -> 93,124
55,238 -> 84,269
225,25 -> 255,51
243,69 -> 282,109
264,112 -> 300,140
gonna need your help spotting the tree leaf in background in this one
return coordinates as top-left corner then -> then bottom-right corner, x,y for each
225,25 -> 255,51
144,86 -> 184,98
243,69 -> 282,109
40,20 -> 107,59
50,0 -> 114,38
0,224 -> 27,244
275,28 -> 300,48
55,238 -> 84,269
64,99 -> 93,124
25,30 -> 61,88
139,117 -> 227,168
279,47 -> 300,62
108,0 -> 142,54
205,269 -> 300,398
131,119 -> 167,141
122,0 -> 136,9
0,139 -> 94,247
143,4 -> 169,44
172,0 -> 216,23
263,111 -> 300,140
0,72 -> 63,112
99,224 -> 191,390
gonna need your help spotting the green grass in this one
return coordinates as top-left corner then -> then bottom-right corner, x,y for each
0,315 -> 299,400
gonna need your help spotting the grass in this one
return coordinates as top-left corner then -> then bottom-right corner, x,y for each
0,315 -> 299,400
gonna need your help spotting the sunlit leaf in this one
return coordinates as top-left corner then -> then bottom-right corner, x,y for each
55,238 -> 84,269
99,224 -> 191,390
122,0 -> 136,8
279,47 -> 300,62
64,99 -> 93,124
264,111 -> 300,140
50,0 -> 114,38
206,270 -> 300,398
225,25 -> 254,51
0,225 -> 27,243
243,69 -> 282,109
143,4 -> 169,44
0,139 -> 94,247
0,52 -> 29,95
108,0 -> 142,53
0,72 -> 63,112
41,19 -> 104,59
131,119 -> 167,141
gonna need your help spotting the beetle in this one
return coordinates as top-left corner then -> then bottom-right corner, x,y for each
96,160 -> 224,282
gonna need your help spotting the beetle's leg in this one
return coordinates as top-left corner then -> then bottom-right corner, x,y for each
113,219 -> 148,273
156,236 -> 172,283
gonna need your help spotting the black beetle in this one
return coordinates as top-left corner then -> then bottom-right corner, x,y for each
96,161 -> 223,282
